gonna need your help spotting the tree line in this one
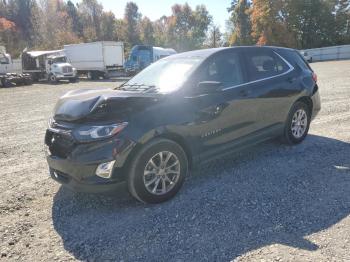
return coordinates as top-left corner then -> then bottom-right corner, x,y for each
228,0 -> 350,49
0,0 -> 349,57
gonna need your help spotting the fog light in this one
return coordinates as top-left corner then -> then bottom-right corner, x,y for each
95,160 -> 115,179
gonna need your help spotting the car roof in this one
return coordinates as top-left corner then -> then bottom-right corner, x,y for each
167,46 -> 296,60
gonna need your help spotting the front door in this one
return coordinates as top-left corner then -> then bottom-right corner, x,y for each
184,50 -> 259,161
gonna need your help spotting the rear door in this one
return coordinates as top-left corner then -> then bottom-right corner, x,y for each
242,48 -> 299,133
103,43 -> 124,67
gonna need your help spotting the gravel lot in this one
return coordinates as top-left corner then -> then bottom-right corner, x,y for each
1,60 -> 350,262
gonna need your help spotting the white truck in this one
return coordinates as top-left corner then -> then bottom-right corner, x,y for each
0,46 -> 32,88
64,41 -> 125,80
22,49 -> 78,84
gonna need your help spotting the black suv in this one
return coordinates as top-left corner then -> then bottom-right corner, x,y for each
46,46 -> 321,203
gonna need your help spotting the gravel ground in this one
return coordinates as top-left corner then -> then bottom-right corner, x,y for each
0,61 -> 350,262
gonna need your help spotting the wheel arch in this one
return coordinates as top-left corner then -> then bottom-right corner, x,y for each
123,131 -> 194,176
296,96 -> 313,117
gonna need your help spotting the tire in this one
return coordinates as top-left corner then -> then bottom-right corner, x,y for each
49,74 -> 58,84
1,78 -> 11,88
127,138 -> 188,204
88,71 -> 98,80
24,78 -> 33,86
282,101 -> 311,145
30,73 -> 39,82
102,73 -> 110,80
69,77 -> 78,83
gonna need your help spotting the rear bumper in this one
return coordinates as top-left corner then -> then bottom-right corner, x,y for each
311,88 -> 321,120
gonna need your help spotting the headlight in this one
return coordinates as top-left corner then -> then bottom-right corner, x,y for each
73,122 -> 128,142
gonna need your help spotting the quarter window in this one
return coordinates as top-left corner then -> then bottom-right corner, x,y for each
245,50 -> 289,81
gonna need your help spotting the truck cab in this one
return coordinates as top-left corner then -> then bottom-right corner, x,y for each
124,45 -> 176,75
46,55 -> 77,83
22,50 -> 77,83
0,50 -> 13,74
0,46 -> 32,87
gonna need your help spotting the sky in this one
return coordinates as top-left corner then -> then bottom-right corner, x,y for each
71,0 -> 230,30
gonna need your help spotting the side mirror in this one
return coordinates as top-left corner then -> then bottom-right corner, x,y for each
197,81 -> 222,93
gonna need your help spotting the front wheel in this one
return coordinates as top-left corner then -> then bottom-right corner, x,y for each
282,101 -> 311,145
127,139 -> 188,204
48,74 -> 58,84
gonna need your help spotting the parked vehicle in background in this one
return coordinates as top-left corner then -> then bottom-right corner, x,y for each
124,45 -> 177,75
45,46 -> 321,204
300,51 -> 313,63
22,50 -> 77,83
0,46 -> 32,88
64,41 -> 125,80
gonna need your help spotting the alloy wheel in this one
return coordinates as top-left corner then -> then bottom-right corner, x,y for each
291,109 -> 308,138
143,151 -> 181,195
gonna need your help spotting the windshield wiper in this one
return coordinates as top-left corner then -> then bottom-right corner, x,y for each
118,83 -> 158,92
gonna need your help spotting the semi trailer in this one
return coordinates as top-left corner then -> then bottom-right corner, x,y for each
124,45 -> 177,75
64,41 -> 125,79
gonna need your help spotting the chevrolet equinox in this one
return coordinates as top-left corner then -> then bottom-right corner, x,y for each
45,46 -> 321,203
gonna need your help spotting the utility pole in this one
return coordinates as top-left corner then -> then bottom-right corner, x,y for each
213,27 -> 217,48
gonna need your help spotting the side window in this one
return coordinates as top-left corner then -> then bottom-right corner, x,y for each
198,52 -> 244,88
245,50 -> 289,81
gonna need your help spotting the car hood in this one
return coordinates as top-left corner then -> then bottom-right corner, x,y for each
53,88 -> 161,122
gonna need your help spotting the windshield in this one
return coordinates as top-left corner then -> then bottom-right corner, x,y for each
120,57 -> 203,93
53,56 -> 67,63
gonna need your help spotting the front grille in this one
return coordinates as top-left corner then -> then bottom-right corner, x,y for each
62,66 -> 73,74
45,129 -> 75,158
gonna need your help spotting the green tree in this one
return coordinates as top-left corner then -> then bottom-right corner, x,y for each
285,0 -> 337,49
66,0 -> 83,37
140,17 -> 155,45
153,16 -> 169,46
228,0 -> 252,45
167,3 -> 211,51
334,0 -> 350,44
100,11 -> 116,41
250,0 -> 296,47
78,0 -> 103,41
6,0 -> 39,46
123,2 -> 141,47
205,24 -> 223,48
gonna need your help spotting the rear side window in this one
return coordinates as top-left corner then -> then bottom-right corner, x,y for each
198,51 -> 244,88
245,50 -> 289,81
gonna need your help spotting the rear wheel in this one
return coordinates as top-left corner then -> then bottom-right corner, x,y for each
69,77 -> 78,83
282,101 -> 311,145
88,71 -> 98,80
127,138 -> 188,204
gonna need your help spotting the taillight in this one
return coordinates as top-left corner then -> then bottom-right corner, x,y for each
312,72 -> 318,83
